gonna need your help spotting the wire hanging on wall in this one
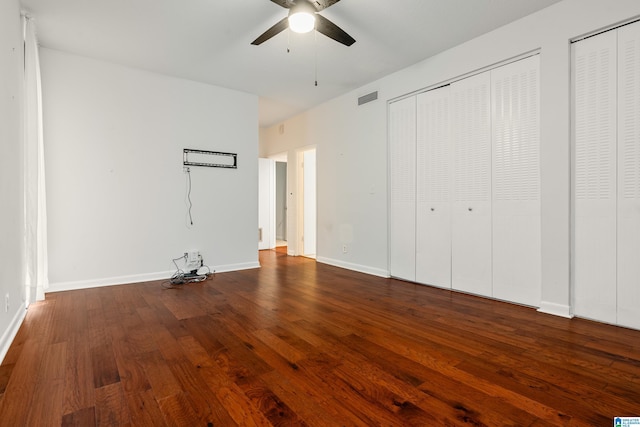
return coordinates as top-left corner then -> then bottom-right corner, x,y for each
184,167 -> 194,227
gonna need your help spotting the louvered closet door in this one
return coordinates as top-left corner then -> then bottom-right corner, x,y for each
389,97 -> 416,281
573,30 -> 617,324
617,21 -> 640,330
491,55 -> 541,306
416,86 -> 452,288
451,72 -> 492,296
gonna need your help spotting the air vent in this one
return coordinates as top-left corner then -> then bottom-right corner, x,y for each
358,91 -> 378,106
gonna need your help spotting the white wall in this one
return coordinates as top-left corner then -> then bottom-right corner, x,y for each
0,0 -> 27,360
41,49 -> 260,290
260,0 -> 640,316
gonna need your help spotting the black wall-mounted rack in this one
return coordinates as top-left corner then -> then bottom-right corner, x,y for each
183,148 -> 237,169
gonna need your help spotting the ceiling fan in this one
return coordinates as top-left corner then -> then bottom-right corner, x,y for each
251,0 -> 356,47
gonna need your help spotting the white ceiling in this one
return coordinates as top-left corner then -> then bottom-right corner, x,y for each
20,0 -> 561,128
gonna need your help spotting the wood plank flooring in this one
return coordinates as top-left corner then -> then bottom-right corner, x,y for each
1,249 -> 639,426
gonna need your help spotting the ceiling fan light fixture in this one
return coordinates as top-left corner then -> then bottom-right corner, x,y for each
288,11 -> 315,33
288,2 -> 316,34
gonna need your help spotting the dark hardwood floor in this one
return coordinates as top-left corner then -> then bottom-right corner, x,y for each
1,249 -> 639,426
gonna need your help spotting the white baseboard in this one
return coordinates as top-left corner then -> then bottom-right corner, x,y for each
537,301 -> 573,319
47,261 -> 261,293
213,261 -> 261,273
0,303 -> 27,363
47,270 -> 175,293
316,257 -> 390,278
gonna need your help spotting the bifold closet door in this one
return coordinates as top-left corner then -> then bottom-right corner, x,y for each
573,30 -> 617,324
451,72 -> 492,296
491,55 -> 541,306
617,22 -> 640,330
416,86 -> 451,288
389,96 -> 416,281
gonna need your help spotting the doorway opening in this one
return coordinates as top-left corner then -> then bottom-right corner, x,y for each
259,151 -> 288,255
259,148 -> 315,258
275,161 -> 287,253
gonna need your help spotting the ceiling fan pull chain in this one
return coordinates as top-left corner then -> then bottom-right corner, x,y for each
314,28 -> 318,86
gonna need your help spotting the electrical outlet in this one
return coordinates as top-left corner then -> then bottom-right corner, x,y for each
342,244 -> 348,254
185,251 -> 201,272
4,294 -> 8,313
188,251 -> 200,264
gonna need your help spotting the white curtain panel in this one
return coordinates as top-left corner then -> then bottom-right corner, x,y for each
23,15 -> 49,304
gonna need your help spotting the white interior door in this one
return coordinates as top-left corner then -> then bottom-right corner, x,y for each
451,72 -> 492,297
258,158 -> 276,250
416,86 -> 451,288
302,149 -> 316,257
491,55 -> 541,306
572,30 -> 618,323
617,21 -> 640,329
389,96 -> 417,281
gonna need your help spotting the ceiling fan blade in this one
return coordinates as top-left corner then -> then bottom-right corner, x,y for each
251,17 -> 289,45
312,0 -> 341,12
315,14 -> 355,46
269,0 -> 341,12
269,0 -> 293,9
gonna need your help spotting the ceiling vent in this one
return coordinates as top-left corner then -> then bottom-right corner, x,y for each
358,91 -> 378,106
